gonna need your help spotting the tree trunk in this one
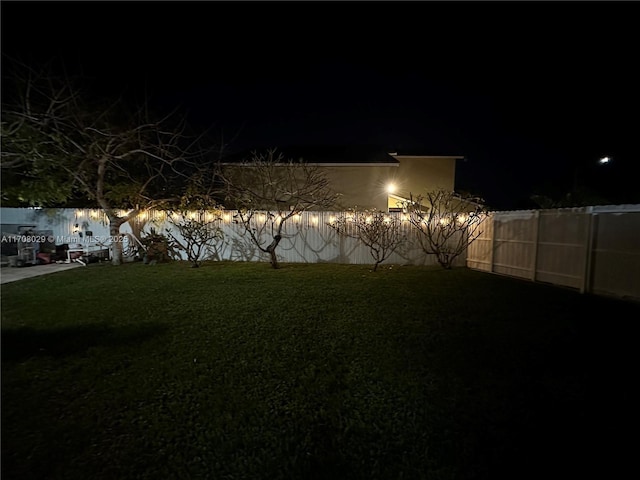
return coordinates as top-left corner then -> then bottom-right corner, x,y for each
266,234 -> 282,269
109,220 -> 124,266
438,253 -> 453,269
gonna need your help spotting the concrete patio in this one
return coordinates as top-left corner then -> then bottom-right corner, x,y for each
0,263 -> 83,284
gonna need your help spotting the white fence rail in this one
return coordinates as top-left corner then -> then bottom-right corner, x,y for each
466,205 -> 640,301
0,208 -> 465,268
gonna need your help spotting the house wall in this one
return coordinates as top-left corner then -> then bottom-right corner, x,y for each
320,165 -> 398,210
321,156 -> 459,211
391,156 -> 457,197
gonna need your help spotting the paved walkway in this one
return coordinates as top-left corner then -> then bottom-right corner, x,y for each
0,263 -> 83,284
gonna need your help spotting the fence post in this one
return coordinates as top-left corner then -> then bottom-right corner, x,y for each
489,213 -> 495,273
581,207 -> 596,294
531,210 -> 540,281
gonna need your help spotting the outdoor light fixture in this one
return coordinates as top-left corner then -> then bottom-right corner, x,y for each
386,183 -> 396,194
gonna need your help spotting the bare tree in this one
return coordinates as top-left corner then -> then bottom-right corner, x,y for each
165,208 -> 225,267
219,148 -> 338,268
405,189 -> 487,269
1,58 -> 212,265
329,208 -> 405,271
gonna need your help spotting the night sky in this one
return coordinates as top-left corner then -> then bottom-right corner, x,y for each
2,0 -> 639,210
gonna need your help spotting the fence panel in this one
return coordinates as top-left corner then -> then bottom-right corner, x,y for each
590,208 -> 640,299
466,212 -> 494,272
466,205 -> 640,301
0,207 -> 112,245
492,211 -> 538,280
536,209 -> 590,289
1,208 -> 465,268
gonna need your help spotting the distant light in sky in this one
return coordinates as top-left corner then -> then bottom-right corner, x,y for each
599,156 -> 611,164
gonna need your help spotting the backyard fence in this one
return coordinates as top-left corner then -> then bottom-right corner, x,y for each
466,205 -> 640,301
0,208 -> 465,268
4,206 -> 638,301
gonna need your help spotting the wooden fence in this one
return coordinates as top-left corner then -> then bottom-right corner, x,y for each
466,205 -> 640,301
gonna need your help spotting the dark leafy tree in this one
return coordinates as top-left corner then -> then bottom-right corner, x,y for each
1,58 -> 211,264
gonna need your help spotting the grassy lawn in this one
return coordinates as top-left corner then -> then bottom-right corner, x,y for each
2,262 -> 639,480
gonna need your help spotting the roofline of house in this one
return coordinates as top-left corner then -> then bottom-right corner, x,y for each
219,162 -> 399,167
388,153 -> 465,159
389,193 -> 412,203
306,162 -> 399,167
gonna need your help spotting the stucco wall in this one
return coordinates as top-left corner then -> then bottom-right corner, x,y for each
221,155 -> 459,212
323,156 -> 458,210
321,165 -> 398,210
392,156 -> 457,197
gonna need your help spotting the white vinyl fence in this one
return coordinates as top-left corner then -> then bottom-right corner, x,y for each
0,208 -> 466,268
466,205 -> 640,301
4,206 -> 638,300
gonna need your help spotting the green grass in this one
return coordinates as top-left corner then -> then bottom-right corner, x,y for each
2,262 -> 639,480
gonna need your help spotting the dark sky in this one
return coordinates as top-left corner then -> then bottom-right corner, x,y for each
2,0 -> 639,210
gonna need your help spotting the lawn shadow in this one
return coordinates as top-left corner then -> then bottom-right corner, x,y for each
1,322 -> 168,362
